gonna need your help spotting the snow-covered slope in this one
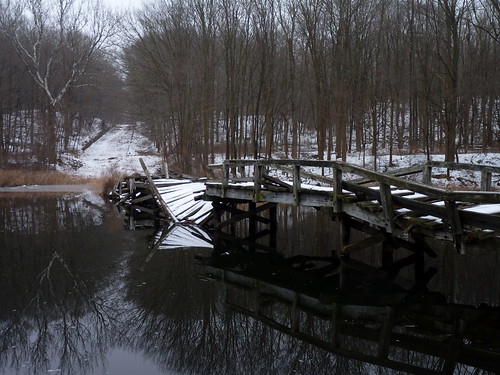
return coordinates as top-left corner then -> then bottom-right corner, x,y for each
58,122 -> 500,187
60,124 -> 162,178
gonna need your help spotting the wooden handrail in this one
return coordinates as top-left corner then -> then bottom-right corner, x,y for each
427,161 -> 500,174
211,159 -> 500,203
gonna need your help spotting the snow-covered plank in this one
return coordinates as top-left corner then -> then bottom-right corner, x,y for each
152,177 -> 213,225
158,225 -> 213,250
463,204 -> 500,215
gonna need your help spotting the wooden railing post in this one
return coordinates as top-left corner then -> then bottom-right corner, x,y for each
481,170 -> 492,191
379,183 -> 395,233
422,163 -> 432,185
254,164 -> 263,202
222,162 -> 230,198
293,164 -> 301,206
332,166 -> 343,213
445,199 -> 464,254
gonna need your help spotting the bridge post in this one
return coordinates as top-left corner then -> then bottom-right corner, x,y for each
481,170 -> 492,191
249,202 -> 257,242
339,215 -> 352,254
269,204 -> 277,248
293,164 -> 301,206
332,167 -> 343,213
254,164 -> 263,202
445,200 -> 465,254
379,183 -> 395,233
222,162 -> 230,198
422,163 -> 432,185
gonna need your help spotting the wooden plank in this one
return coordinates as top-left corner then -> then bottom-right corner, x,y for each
262,173 -> 292,190
332,167 -> 343,213
131,194 -> 153,204
447,191 -> 500,204
429,161 -> 500,174
481,170 -> 492,191
445,200 -> 464,254
131,205 -> 156,215
127,178 -> 136,195
293,164 -> 301,206
139,157 -> 179,223
378,306 -> 395,358
442,318 -> 465,375
118,192 -> 131,204
379,183 -> 395,233
331,303 -> 341,348
254,164 -> 264,202
277,165 -> 333,185
342,233 -> 386,255
460,210 -> 500,230
139,225 -> 175,271
215,202 -> 277,229
353,164 -> 425,185
222,163 -> 230,198
422,163 -> 432,185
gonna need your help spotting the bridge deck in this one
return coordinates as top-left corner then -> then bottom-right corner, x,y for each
204,159 -> 500,252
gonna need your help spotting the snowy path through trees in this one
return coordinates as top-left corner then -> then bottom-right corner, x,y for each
72,124 -> 162,178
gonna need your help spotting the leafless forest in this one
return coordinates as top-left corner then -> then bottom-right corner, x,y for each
1,0 -> 499,173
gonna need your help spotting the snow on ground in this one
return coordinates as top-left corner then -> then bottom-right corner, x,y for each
58,122 -> 500,190
59,124 -> 163,178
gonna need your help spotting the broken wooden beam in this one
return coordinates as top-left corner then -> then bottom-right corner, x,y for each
139,157 -> 179,223
342,233 -> 386,255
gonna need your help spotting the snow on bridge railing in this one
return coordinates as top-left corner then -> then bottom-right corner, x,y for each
207,159 -> 500,241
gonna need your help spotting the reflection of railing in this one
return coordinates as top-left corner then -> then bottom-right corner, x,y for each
206,159 -> 500,252
203,254 -> 500,375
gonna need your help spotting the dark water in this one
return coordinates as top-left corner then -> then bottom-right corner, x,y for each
1,193 -> 500,375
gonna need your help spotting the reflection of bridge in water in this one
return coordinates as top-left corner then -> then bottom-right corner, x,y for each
198,242 -> 500,375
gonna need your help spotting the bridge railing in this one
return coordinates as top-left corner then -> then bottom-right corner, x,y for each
213,159 -> 499,197
208,159 -> 500,235
423,161 -> 500,191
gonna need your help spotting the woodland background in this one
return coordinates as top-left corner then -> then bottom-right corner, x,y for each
0,0 -> 499,174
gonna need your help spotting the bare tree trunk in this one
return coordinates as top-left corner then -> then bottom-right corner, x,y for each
47,105 -> 57,165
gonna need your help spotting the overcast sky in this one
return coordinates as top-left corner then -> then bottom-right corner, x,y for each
103,0 -> 144,10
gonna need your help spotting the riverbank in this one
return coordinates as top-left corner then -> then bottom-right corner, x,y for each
0,184 -> 99,193
0,169 -> 115,195
0,169 -> 89,187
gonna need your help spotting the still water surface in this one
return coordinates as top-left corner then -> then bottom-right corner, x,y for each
1,193 -> 499,374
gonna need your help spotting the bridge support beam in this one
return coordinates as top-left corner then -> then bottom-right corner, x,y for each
211,199 -> 278,250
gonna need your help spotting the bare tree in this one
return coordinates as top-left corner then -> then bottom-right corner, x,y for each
0,0 -> 119,164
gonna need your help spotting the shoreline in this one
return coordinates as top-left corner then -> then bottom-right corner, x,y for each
0,184 -> 99,193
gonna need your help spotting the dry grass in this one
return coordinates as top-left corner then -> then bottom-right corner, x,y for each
88,168 -> 124,196
0,168 -> 125,197
0,169 -> 89,187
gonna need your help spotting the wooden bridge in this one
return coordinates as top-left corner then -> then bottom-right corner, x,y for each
204,159 -> 500,253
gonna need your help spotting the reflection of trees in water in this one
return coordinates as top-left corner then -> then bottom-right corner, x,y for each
276,206 -> 337,257
0,195 -> 114,320
0,251 -> 113,374
0,193 -> 105,235
427,240 -> 500,307
2,195 -> 500,375
0,195 -> 128,375
122,247 -> 366,375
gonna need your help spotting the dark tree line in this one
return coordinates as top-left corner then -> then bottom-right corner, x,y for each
123,0 -> 500,172
1,0 -> 499,171
0,0 -> 125,166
